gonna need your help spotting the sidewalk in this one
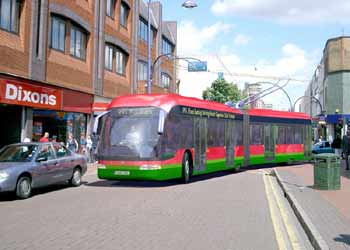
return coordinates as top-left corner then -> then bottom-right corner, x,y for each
274,162 -> 350,250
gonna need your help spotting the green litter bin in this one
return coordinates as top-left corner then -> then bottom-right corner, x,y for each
313,153 -> 341,190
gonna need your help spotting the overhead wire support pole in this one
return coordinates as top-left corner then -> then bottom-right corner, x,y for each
147,0 -> 152,94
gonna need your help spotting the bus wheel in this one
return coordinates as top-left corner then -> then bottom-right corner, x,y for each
182,152 -> 191,184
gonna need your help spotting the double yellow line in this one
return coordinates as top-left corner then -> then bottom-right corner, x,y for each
263,172 -> 302,250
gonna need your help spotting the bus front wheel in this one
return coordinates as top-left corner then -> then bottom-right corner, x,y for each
182,152 -> 192,184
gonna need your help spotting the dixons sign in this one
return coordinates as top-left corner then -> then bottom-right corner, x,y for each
0,80 -> 62,110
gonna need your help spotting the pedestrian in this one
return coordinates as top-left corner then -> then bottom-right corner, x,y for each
66,133 -> 78,153
342,130 -> 350,170
331,135 -> 342,156
91,133 -> 98,163
86,135 -> 93,163
39,132 -> 49,142
51,135 -> 57,142
80,135 -> 87,154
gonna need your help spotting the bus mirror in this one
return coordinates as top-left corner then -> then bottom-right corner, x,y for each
158,110 -> 166,134
93,111 -> 110,134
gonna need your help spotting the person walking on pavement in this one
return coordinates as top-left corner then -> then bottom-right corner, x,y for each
342,130 -> 350,170
80,135 -> 87,154
39,132 -> 49,142
86,135 -> 93,163
66,133 -> 79,153
331,134 -> 342,156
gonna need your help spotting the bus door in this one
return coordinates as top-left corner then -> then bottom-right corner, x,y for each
193,118 -> 207,171
225,120 -> 235,167
264,124 -> 276,161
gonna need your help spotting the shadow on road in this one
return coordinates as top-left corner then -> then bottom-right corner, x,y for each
0,181 -> 88,202
85,170 -> 241,188
334,234 -> 350,245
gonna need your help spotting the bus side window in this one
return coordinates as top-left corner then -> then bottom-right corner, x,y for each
278,126 -> 286,144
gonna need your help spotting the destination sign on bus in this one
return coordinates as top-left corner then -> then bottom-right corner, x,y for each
181,107 -> 235,119
113,107 -> 158,117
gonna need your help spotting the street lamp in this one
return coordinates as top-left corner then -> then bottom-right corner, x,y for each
147,0 -> 198,94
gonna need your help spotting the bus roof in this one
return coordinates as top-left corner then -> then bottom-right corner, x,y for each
108,94 -> 242,114
248,109 -> 311,120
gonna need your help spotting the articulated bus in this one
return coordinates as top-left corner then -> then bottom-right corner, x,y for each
96,94 -> 312,183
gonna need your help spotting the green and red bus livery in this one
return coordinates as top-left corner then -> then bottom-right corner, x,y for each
96,94 -> 312,183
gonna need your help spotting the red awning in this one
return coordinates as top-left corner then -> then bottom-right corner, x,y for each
92,102 -> 109,112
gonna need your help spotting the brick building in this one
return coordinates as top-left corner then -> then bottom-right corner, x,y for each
0,0 -> 177,148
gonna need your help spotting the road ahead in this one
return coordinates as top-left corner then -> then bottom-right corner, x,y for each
0,167 -> 312,250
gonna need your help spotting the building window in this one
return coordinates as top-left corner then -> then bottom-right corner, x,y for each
106,0 -> 116,18
116,48 -> 127,75
105,44 -> 113,70
120,2 -> 129,28
105,44 -> 128,75
0,0 -> 21,33
162,37 -> 173,55
138,17 -> 153,46
138,61 -> 147,81
50,16 -> 66,52
70,24 -> 87,60
161,73 -> 170,88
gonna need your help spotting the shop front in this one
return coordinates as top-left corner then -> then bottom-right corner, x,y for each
0,75 -> 93,148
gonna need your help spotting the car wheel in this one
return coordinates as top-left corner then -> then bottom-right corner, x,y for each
70,168 -> 82,187
16,176 -> 32,199
182,152 -> 191,184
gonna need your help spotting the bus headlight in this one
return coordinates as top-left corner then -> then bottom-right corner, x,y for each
97,164 -> 107,169
139,165 -> 161,170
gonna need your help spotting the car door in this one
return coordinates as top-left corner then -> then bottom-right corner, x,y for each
35,144 -> 61,186
53,143 -> 75,180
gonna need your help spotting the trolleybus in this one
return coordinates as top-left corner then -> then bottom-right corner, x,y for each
95,94 -> 312,183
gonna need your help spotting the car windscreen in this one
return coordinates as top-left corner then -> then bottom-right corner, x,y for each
98,107 -> 162,160
0,145 -> 38,162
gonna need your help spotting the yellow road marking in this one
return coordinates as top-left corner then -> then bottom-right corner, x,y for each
263,174 -> 288,250
267,173 -> 302,250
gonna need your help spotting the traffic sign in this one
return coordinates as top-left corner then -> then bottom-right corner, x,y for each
188,61 -> 207,72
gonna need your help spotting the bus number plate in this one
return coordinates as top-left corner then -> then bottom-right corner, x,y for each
114,171 -> 130,176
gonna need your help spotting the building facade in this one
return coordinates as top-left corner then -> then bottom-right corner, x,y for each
301,36 -> 350,141
0,0 -> 177,148
243,82 -> 274,109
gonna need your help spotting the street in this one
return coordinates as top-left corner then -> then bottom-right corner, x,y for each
0,167 -> 312,250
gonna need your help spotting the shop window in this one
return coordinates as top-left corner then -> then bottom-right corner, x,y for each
138,61 -> 147,81
120,1 -> 129,28
106,0 -> 116,19
0,0 -> 21,33
161,73 -> 170,88
70,24 -> 87,60
50,15 -> 66,52
162,37 -> 173,55
250,124 -> 263,145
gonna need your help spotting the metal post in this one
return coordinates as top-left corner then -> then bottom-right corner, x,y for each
147,0 -> 152,94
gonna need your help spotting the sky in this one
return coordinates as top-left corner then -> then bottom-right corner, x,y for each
160,0 -> 350,110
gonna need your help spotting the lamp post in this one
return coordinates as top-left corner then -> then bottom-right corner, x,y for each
146,0 -> 198,94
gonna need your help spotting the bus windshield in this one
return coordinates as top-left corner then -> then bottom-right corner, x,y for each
98,107 -> 163,160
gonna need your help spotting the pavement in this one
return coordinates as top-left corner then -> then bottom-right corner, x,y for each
274,160 -> 350,250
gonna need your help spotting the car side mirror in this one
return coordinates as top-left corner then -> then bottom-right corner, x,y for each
37,156 -> 48,162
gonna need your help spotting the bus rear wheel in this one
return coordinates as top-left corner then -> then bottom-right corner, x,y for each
182,152 -> 192,184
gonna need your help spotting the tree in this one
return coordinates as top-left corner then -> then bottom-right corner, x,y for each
202,78 -> 244,104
